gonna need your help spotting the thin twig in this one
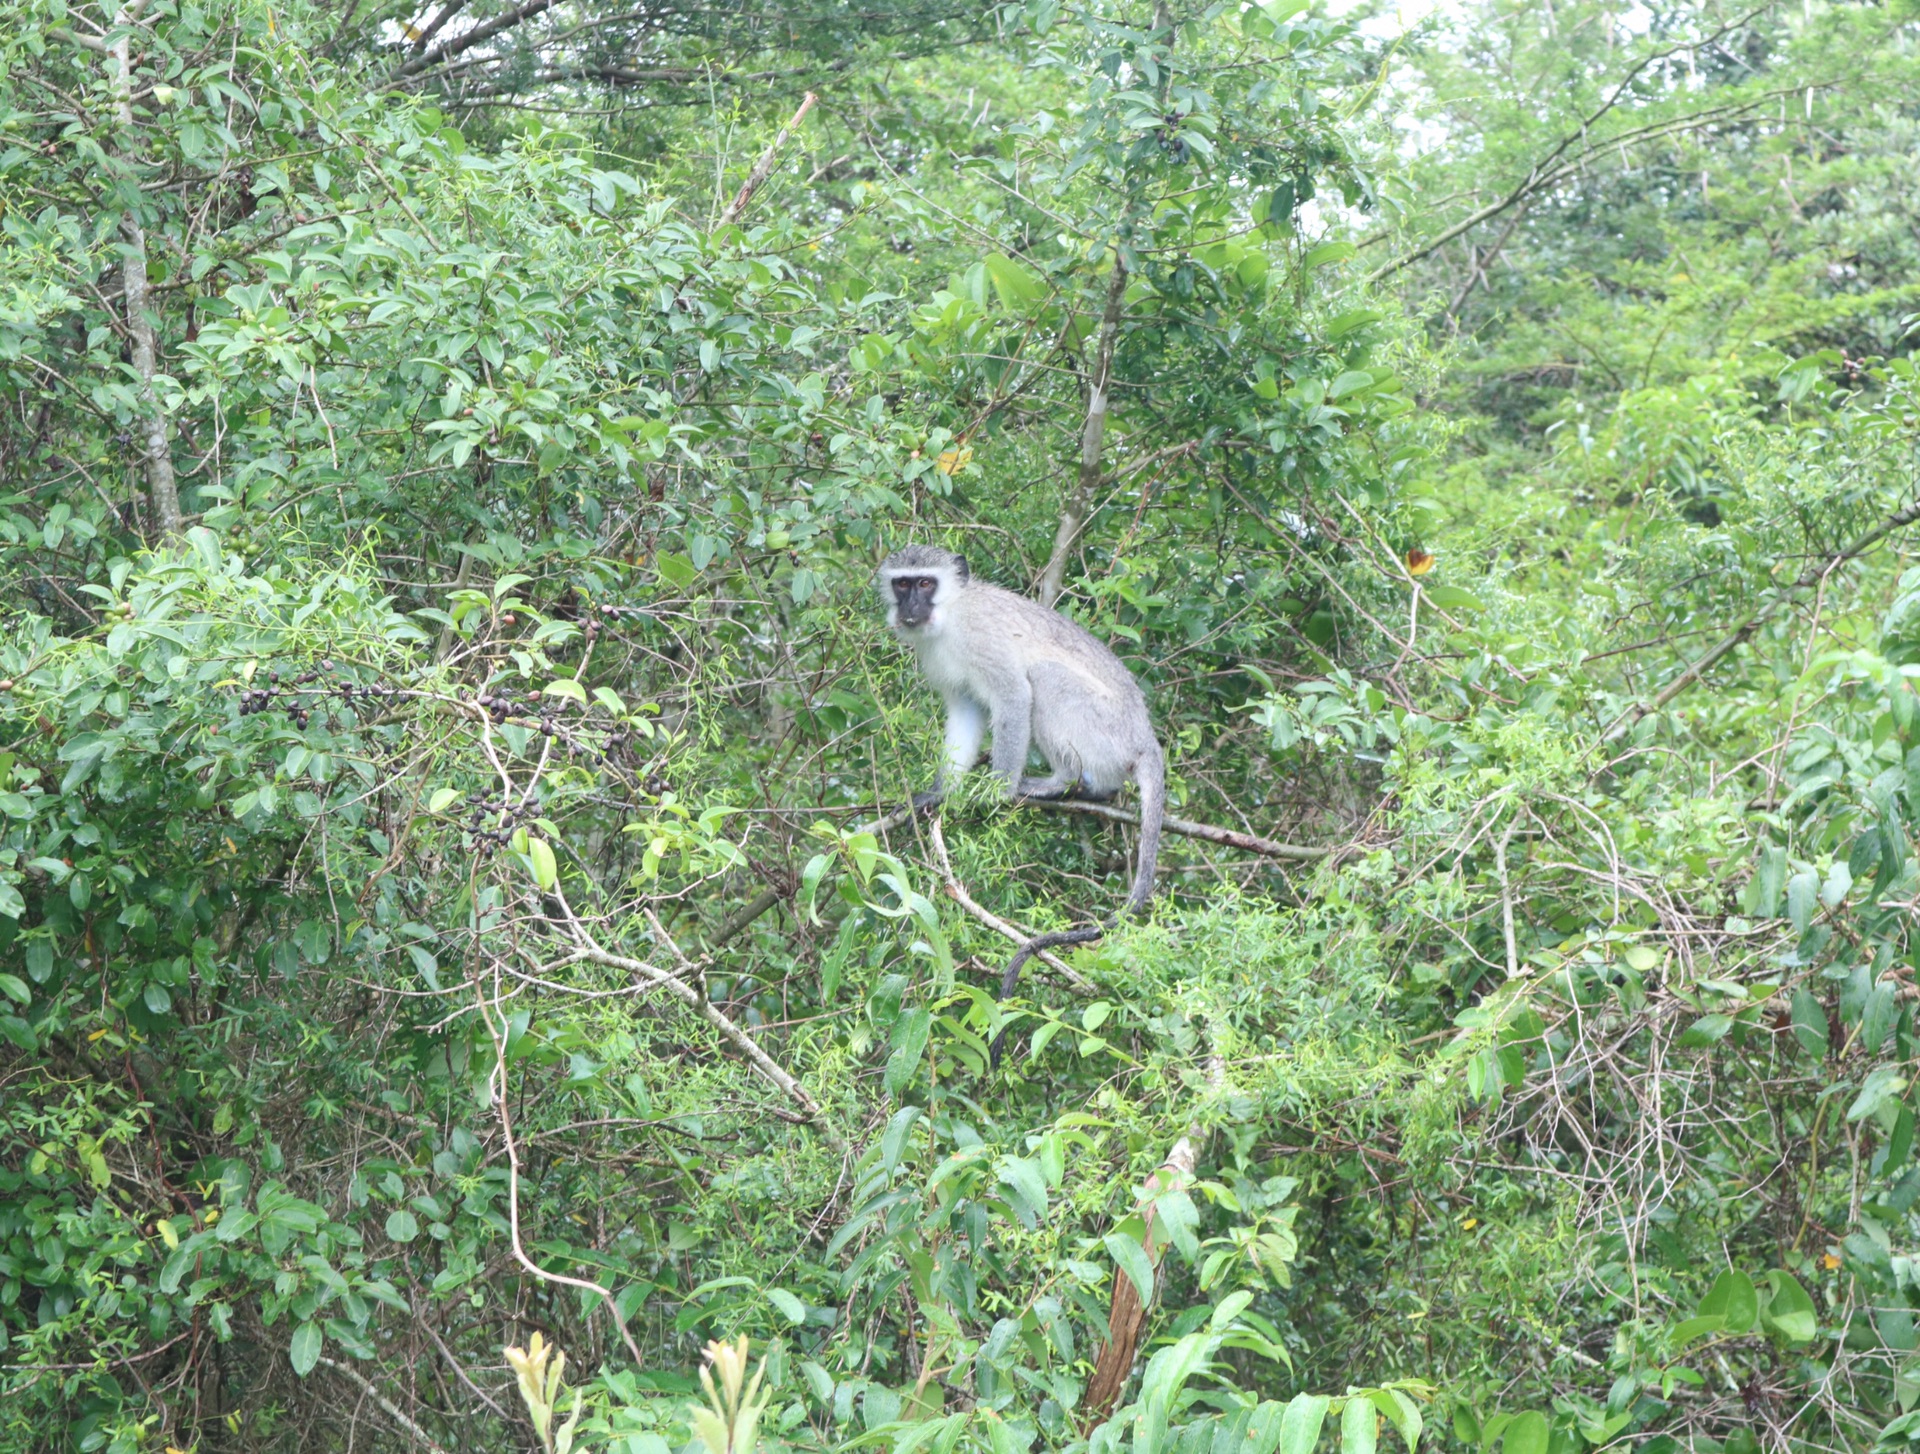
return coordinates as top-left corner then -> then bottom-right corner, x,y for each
1602,488 -> 1920,743
549,894 -> 844,1149
1040,247 -> 1131,607
317,1355 -> 455,1454
926,818 -> 1095,992
477,977 -> 649,1368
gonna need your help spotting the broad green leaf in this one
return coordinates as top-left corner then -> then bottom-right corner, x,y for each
289,1321 -> 322,1377
1760,1270 -> 1817,1343
528,836 -> 558,890
982,253 -> 1044,310
884,1007 -> 931,1097
1423,584 -> 1486,612
1278,1394 -> 1331,1454
1104,1230 -> 1158,1306
1848,1065 -> 1906,1122
1698,1269 -> 1758,1333
1790,988 -> 1828,1058
1340,1394 -> 1378,1454
1501,1411 -> 1547,1454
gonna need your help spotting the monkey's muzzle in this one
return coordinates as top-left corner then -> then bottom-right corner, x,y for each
891,577 -> 938,628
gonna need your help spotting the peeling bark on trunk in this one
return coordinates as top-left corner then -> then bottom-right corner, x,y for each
1080,1131 -> 1200,1434
1038,251 -> 1128,608
110,5 -> 180,539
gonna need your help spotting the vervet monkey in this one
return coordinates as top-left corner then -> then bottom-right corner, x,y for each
878,545 -> 1165,1065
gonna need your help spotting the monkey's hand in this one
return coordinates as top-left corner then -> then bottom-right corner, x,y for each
911,789 -> 946,812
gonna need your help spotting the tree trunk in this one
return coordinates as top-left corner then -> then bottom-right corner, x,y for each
110,4 -> 181,539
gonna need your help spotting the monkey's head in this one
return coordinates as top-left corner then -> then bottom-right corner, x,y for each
879,545 -> 969,633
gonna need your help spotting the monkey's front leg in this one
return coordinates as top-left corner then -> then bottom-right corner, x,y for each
917,696 -> 987,808
986,683 -> 1035,797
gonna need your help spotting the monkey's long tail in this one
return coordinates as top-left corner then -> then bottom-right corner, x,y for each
988,924 -> 1105,1069
990,747 -> 1166,1069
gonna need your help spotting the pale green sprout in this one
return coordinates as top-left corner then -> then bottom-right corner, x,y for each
505,1332 -> 584,1454
691,1335 -> 770,1454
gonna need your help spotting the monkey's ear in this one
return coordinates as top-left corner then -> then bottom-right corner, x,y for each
953,555 -> 970,583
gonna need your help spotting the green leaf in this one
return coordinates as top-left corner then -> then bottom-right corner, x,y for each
528,836 -> 558,891
1152,1186 -> 1201,1259
0,974 -> 28,1005
1677,1013 -> 1732,1048
1422,584 -> 1486,612
1501,1411 -> 1548,1454
1848,1065 -> 1906,1122
1862,983 -> 1898,1054
1104,1230 -> 1158,1306
1370,1389 -> 1421,1451
1698,1269 -> 1758,1334
1760,1270 -> 1817,1343
1667,1313 -> 1723,1351
1340,1394 -> 1378,1454
767,1287 -> 806,1324
1790,988 -> 1828,1058
543,678 -> 588,704
884,1007 -> 931,1097
386,1209 -> 419,1242
997,1155 -> 1049,1225
982,253 -> 1044,310
1785,868 -> 1819,932
1305,241 -> 1356,269
428,787 -> 458,812
1277,1394 -> 1330,1454
289,1320 -> 322,1377
1326,308 -> 1383,338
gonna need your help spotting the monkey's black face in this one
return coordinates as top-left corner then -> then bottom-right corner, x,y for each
891,574 -> 940,629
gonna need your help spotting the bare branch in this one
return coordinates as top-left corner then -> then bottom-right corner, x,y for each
384,0 -> 558,86
1021,796 -> 1331,862
1040,251 -> 1129,607
717,92 -> 817,229
1603,488 -> 1920,743
317,1355 -> 456,1454
927,818 -> 1095,992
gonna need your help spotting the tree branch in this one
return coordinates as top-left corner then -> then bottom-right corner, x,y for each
1367,5 -> 1779,283
717,92 -> 817,229
1603,488 -> 1920,743
317,1355 -> 455,1454
1021,796 -> 1331,862
108,5 -> 180,537
926,818 -> 1096,992
384,0 -> 558,85
1039,249 -> 1129,607
551,899 -> 843,1149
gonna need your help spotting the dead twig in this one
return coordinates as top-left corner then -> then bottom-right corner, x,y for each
718,92 -> 817,228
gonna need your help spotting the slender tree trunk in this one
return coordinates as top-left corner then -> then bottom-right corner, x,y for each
110,4 -> 181,538
1038,250 -> 1128,608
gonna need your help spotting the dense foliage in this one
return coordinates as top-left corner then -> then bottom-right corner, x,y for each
3,1 -> 1919,1452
